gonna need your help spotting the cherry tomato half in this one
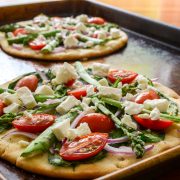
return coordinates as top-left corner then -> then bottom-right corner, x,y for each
29,39 -> 46,50
15,75 -> 39,92
13,28 -> 27,36
0,100 -> 5,116
77,113 -> 115,133
67,89 -> 87,99
88,17 -> 105,25
60,133 -> 108,161
65,79 -> 75,87
135,90 -> 159,104
133,115 -> 173,130
108,70 -> 138,84
12,114 -> 56,133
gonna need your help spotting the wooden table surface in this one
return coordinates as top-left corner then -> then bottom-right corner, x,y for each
0,0 -> 179,180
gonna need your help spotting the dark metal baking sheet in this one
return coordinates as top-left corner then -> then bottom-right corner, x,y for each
0,0 -> 179,179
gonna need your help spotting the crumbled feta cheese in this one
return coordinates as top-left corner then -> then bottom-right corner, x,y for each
76,22 -> 87,32
110,28 -> 121,38
56,96 -> 80,114
136,75 -> 149,90
34,14 -> 49,24
86,85 -> 95,96
124,93 -> 134,101
98,86 -> 122,100
76,122 -> 91,136
85,41 -> 94,48
143,99 -> 169,112
23,111 -> 33,118
35,85 -> 54,95
52,62 -> 78,85
121,115 -> 137,129
4,93 -> 21,105
98,78 -> 109,86
92,63 -> 110,77
124,101 -> 143,115
94,30 -> 107,39
7,32 -> 14,38
3,103 -> 19,114
76,14 -> 88,23
16,87 -> 37,109
81,97 -> 92,111
150,107 -> 160,120
0,92 -> 10,101
64,35 -> 78,48
52,119 -> 70,140
67,128 -> 78,140
138,113 -> 150,119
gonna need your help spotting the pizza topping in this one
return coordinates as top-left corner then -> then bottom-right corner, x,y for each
124,101 -> 143,115
133,115 -> 173,130
149,108 -> 160,120
12,114 -> 56,133
56,96 -> 80,114
94,30 -> 107,39
29,38 -> 46,50
35,85 -> 54,95
64,35 -> 79,48
143,99 -> 169,112
121,114 -> 137,129
76,14 -> 88,23
60,133 -> 108,161
13,28 -> 27,36
110,28 -> 121,38
15,74 -> 39,92
75,22 -> 87,33
88,17 -> 106,25
3,93 -> 21,105
92,62 -> 110,77
33,14 -> 49,24
3,103 -> 19,114
136,75 -> 149,90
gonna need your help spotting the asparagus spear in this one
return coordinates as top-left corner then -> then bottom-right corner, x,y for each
92,97 -> 145,158
75,62 -> 100,86
21,107 -> 80,157
41,39 -> 60,54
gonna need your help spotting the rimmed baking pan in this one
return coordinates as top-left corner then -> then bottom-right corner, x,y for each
0,0 -> 179,179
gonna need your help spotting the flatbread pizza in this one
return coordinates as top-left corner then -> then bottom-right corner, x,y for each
0,62 -> 179,179
0,14 -> 128,61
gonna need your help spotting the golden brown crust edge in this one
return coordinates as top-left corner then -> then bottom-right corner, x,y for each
0,83 -> 179,179
0,31 -> 128,61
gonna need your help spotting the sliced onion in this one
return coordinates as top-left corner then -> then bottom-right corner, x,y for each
12,43 -> 23,50
52,46 -> 65,54
104,144 -> 154,155
115,110 -> 121,117
35,67 -> 48,81
2,129 -> 38,140
71,109 -> 95,128
107,136 -> 129,144
44,99 -> 62,105
151,78 -> 159,82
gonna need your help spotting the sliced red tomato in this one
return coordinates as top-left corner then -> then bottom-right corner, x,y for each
133,115 -> 173,130
135,90 -> 159,104
13,28 -> 27,36
92,34 -> 98,38
77,113 -> 115,133
60,133 -> 108,161
15,75 -> 39,92
67,89 -> 87,99
108,69 -> 138,84
0,100 -> 5,116
12,114 -> 56,133
88,17 -> 105,25
65,79 -> 75,87
29,39 -> 46,50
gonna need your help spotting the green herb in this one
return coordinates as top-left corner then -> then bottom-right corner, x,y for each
112,78 -> 121,88
0,23 -> 19,32
122,82 -> 138,96
141,130 -> 165,143
46,69 -> 55,80
109,129 -> 124,139
101,97 -> 123,109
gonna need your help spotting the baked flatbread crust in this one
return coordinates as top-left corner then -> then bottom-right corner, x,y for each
0,82 -> 179,179
0,29 -> 128,61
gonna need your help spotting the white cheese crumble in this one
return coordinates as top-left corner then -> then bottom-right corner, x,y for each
56,96 -> 80,114
34,14 -> 49,24
86,85 -> 95,96
3,103 -> 19,114
98,78 -> 109,86
52,62 -> 78,85
0,92 -> 10,102
76,122 -> 91,136
92,63 -> 110,77
94,30 -> 107,39
76,22 -> 87,32
64,35 -> 78,48
121,114 -> 137,129
16,87 -> 37,109
136,75 -> 149,90
76,14 -> 88,23
138,113 -> 150,119
124,101 -> 143,115
110,28 -> 121,38
4,93 -> 21,105
98,86 -> 122,100
150,107 -> 160,120
124,93 -> 134,101
143,99 -> 169,112
35,85 -> 54,95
